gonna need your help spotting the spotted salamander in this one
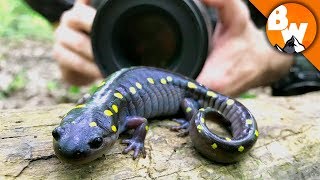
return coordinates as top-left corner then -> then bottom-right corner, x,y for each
52,67 -> 258,164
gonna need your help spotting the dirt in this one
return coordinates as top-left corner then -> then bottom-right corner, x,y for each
0,38 -> 90,109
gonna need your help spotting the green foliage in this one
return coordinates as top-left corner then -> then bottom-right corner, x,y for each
47,80 -> 60,91
0,0 -> 53,40
89,84 -> 98,95
239,92 -> 257,99
0,70 -> 28,97
7,70 -> 28,93
68,85 -> 81,95
0,92 -> 5,100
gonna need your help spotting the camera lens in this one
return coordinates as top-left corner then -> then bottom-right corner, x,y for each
91,0 -> 215,78
113,6 -> 181,68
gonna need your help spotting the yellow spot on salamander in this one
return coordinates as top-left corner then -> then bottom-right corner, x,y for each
197,125 -> 203,132
186,107 -> 192,113
238,146 -> 245,152
129,87 -> 136,94
111,125 -> 117,132
160,78 -> 167,84
104,110 -> 113,116
226,99 -> 235,106
246,119 -> 253,125
112,105 -> 118,113
199,108 -> 205,112
147,78 -> 155,84
166,76 -> 173,82
114,92 -> 123,99
136,82 -> 142,89
75,104 -> 86,108
89,122 -> 97,127
200,118 -> 205,123
187,82 -> 197,89
97,81 -> 106,88
145,125 -> 149,131
206,91 -> 217,98
226,137 -> 232,142
211,143 -> 218,149
255,130 -> 259,137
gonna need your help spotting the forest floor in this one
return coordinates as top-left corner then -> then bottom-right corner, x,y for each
0,38 -> 271,110
0,38 -> 93,109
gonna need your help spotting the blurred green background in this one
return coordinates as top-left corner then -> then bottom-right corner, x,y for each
0,0 -> 53,40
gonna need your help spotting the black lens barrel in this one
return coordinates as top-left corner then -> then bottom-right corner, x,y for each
91,0 -> 216,78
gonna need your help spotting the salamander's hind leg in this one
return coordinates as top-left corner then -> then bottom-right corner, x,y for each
170,98 -> 199,136
121,116 -> 148,159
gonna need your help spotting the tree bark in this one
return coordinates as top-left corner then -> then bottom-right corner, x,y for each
1,93 -> 320,179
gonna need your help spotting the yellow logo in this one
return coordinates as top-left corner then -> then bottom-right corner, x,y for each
266,3 -> 317,53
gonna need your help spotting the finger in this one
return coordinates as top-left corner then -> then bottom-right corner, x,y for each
197,50 -> 261,97
60,3 -> 96,33
197,68 -> 239,97
196,56 -> 231,93
55,26 -> 93,60
53,44 -> 101,78
60,66 -> 100,85
76,0 -> 91,5
202,0 -> 249,30
197,54 -> 250,97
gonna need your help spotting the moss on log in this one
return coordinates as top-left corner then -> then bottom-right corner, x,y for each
1,93 -> 320,179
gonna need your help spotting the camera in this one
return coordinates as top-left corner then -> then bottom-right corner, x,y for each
90,0 -> 217,78
25,0 -> 217,79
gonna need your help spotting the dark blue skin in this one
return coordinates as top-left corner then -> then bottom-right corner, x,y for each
52,67 -> 258,164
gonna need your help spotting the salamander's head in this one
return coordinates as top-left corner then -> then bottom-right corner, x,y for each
52,110 -> 118,164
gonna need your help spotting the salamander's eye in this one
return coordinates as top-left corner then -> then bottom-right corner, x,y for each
89,137 -> 103,149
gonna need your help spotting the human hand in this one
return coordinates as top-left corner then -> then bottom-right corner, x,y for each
53,0 -> 102,85
197,0 -> 293,97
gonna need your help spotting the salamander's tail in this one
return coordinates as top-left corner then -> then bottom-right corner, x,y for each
189,96 -> 258,163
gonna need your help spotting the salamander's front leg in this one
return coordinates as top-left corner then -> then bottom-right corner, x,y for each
121,116 -> 148,159
171,98 -> 199,136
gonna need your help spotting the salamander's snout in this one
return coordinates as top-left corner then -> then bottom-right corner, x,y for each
66,149 -> 89,160
52,124 -> 118,164
52,126 -> 91,163
53,143 -> 90,161
52,127 -> 63,141
88,137 -> 103,149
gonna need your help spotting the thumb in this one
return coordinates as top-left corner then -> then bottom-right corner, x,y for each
202,0 -> 250,30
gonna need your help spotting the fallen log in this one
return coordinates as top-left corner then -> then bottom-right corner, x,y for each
1,92 -> 320,179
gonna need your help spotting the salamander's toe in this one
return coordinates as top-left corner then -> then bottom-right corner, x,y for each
170,118 -> 190,137
121,139 -> 146,159
177,129 -> 189,137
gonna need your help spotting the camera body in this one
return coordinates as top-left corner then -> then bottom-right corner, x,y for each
90,0 -> 217,78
